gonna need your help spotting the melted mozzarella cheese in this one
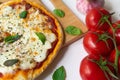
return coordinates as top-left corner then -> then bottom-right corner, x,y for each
2,6 -> 13,15
0,4 -> 56,75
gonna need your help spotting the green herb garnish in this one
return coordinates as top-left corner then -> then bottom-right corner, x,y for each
4,34 -> 22,43
35,32 -> 46,44
19,10 -> 28,18
52,66 -> 66,80
4,59 -> 19,67
53,9 -> 65,18
65,26 -> 83,35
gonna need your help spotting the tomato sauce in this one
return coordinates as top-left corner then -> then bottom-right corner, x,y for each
0,73 -> 3,77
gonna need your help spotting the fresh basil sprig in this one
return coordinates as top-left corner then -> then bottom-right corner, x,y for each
35,32 -> 46,44
65,26 -> 83,35
53,9 -> 65,18
4,59 -> 19,67
19,10 -> 28,18
4,34 -> 22,43
52,66 -> 66,80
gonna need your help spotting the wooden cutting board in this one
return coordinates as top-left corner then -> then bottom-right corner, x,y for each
0,0 -> 88,47
50,0 -> 88,47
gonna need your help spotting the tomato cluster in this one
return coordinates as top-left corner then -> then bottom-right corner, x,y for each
80,7 -> 120,80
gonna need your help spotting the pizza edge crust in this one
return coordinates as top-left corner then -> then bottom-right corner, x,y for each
0,0 -> 64,80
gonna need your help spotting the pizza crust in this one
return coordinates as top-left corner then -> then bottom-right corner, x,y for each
0,0 -> 64,80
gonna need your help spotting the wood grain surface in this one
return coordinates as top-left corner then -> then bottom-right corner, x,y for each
50,0 -> 88,47
0,0 -> 88,47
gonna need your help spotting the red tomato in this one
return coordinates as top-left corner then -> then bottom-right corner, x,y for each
86,7 -> 111,31
108,20 -> 120,45
109,46 -> 120,74
80,55 -> 113,80
83,31 -> 114,56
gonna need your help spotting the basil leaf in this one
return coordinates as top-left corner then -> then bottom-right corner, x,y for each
52,66 -> 66,80
53,9 -> 65,18
19,10 -> 28,18
65,26 -> 83,35
35,32 -> 46,44
4,34 -> 22,43
4,59 -> 19,67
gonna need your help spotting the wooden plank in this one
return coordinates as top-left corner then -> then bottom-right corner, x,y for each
50,0 -> 88,46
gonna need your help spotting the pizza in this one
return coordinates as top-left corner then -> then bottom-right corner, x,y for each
0,0 -> 63,80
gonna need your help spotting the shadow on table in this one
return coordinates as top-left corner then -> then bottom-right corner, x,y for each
35,47 -> 68,80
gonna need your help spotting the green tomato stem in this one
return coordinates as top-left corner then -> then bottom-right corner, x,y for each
106,19 -> 119,73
